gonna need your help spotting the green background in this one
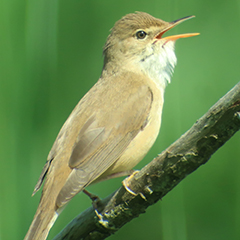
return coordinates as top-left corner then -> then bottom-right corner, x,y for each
1,0 -> 240,239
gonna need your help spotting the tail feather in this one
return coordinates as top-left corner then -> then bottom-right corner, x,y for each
24,207 -> 58,240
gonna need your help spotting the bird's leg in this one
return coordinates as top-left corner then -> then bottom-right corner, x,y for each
82,189 -> 101,209
83,190 -> 116,229
83,170 -> 136,212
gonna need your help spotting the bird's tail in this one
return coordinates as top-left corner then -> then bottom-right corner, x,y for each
24,203 -> 58,240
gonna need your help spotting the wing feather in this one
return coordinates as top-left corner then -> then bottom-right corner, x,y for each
69,115 -> 107,168
55,73 -> 154,208
56,131 -> 137,207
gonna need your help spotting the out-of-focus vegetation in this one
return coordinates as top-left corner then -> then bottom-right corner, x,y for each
1,1 -> 240,239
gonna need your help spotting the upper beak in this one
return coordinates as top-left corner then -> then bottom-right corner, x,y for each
155,15 -> 200,41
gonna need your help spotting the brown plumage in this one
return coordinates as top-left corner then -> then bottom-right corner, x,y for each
24,12 -> 198,240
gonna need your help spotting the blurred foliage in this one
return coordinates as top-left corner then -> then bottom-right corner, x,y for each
0,0 -> 240,239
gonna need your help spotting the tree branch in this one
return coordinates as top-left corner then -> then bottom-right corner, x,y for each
53,82 -> 240,240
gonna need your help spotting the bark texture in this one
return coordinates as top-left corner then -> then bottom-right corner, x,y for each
53,82 -> 240,240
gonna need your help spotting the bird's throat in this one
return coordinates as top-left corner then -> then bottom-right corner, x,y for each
139,41 -> 177,89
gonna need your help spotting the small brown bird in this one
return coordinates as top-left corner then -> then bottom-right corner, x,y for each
24,12 -> 199,240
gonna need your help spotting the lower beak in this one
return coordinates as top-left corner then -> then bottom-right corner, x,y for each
155,15 -> 200,41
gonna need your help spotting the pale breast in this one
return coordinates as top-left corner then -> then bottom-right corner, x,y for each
104,82 -> 164,175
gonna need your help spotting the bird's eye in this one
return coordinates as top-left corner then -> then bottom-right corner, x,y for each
136,30 -> 147,39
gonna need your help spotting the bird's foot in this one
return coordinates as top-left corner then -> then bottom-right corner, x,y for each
83,189 -> 101,209
122,170 -> 147,200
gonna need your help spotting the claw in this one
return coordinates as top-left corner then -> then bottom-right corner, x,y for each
145,186 -> 153,194
122,178 -> 138,196
95,209 -> 110,228
122,170 -> 140,196
95,209 -> 118,230
139,193 -> 147,201
122,170 -> 147,200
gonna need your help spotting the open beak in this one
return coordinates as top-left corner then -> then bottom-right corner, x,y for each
155,15 -> 199,41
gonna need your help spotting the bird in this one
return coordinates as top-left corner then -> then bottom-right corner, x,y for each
24,11 -> 199,240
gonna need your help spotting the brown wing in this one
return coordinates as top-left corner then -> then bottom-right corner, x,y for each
32,159 -> 52,196
56,82 -> 153,208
